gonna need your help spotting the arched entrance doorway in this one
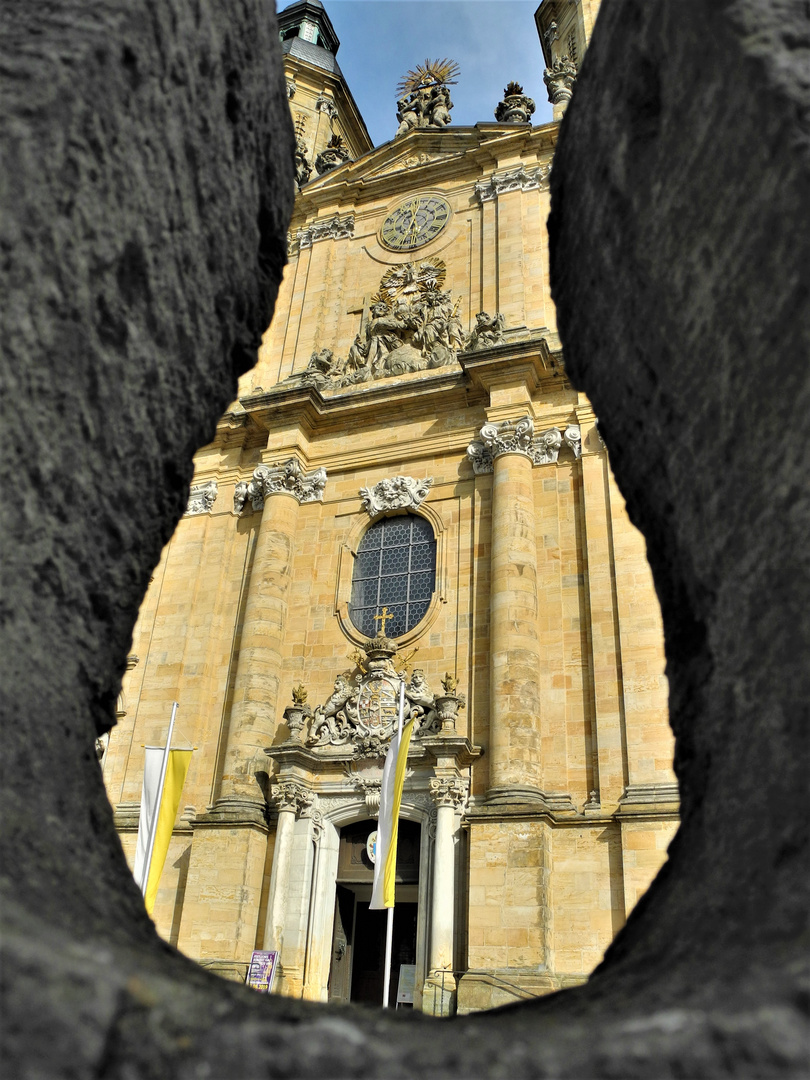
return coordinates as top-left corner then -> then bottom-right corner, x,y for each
328,818 -> 420,1007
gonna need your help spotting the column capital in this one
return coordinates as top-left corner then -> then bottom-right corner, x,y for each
467,418 -> 582,474
270,780 -> 313,816
429,776 -> 468,810
234,457 -> 327,514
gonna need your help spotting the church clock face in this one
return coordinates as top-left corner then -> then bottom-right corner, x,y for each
380,195 -> 451,251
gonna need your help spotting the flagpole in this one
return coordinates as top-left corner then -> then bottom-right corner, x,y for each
139,701 -> 178,895
382,680 -> 405,1008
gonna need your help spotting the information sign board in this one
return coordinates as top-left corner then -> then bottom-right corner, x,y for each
245,950 -> 279,994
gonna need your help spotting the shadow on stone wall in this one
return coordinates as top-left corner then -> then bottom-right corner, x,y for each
1,1 -> 807,1077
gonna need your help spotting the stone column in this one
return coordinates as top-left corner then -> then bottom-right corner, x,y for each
218,458 -> 327,811
424,777 -> 466,1016
177,459 -> 325,975
470,417 -> 544,800
264,781 -> 313,963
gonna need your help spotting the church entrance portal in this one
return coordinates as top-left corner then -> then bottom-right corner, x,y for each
329,819 -> 420,1007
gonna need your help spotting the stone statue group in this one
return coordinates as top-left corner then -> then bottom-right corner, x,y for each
302,301 -> 505,391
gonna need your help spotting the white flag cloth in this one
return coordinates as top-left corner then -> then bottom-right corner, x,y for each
370,714 -> 414,909
133,747 -> 165,891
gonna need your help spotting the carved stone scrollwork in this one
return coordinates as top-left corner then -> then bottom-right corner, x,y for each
494,82 -> 536,124
315,96 -> 338,121
474,165 -> 550,203
302,807 -> 324,843
314,134 -> 351,176
297,213 -> 355,249
477,415 -> 535,459
306,638 -> 461,758
543,54 -> 578,106
530,426 -> 562,465
564,424 -> 582,459
294,136 -> 311,189
466,441 -> 494,476
234,458 -> 327,514
355,778 -> 382,817
185,480 -> 217,516
360,476 -> 433,516
468,420 -> 583,473
286,80 -> 296,99
429,776 -> 467,810
270,781 -> 313,816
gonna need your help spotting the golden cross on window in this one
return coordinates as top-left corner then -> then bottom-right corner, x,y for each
374,607 -> 394,636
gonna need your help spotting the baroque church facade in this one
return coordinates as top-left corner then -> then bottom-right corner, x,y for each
102,0 -> 679,1015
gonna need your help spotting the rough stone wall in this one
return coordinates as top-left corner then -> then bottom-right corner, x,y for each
548,0 -> 810,1017
2,1 -> 808,1078
0,0 -> 293,970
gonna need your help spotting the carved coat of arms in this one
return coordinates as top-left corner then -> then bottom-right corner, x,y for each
305,634 -> 465,758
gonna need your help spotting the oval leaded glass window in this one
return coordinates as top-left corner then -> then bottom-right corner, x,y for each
349,514 -> 437,638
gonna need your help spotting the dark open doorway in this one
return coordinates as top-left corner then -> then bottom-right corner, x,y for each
328,819 -> 420,1008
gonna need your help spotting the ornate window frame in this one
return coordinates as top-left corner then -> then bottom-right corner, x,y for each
334,502 -> 448,648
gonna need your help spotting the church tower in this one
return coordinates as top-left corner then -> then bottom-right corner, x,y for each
102,0 -> 678,1017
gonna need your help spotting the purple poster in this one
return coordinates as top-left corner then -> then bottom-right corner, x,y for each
245,950 -> 279,994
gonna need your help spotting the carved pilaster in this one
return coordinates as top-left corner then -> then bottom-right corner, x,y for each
185,480 -> 217,516
564,424 -> 582,459
234,458 -> 327,514
359,476 -> 433,516
530,427 -> 562,465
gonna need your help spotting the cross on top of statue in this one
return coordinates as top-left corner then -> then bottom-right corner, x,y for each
374,607 -> 394,636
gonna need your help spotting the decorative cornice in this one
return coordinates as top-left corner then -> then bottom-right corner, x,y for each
467,419 -> 582,473
185,480 -> 217,516
296,212 -> 355,249
270,780 -> 314,816
359,475 -> 433,516
429,776 -> 468,809
474,164 -> 551,203
233,458 -> 327,513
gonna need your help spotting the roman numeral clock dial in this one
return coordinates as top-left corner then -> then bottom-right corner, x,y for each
380,195 -> 451,251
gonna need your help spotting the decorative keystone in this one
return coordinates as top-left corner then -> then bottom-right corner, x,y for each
360,475 -> 433,516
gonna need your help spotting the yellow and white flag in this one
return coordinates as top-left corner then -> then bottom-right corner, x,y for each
370,712 -> 414,910
133,745 -> 192,916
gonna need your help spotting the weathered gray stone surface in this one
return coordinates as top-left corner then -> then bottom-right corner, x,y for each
1,1 -> 808,1077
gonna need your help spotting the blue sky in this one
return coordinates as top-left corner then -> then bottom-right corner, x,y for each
280,1 -> 553,147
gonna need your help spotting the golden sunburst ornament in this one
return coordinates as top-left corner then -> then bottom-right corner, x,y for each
396,58 -> 460,96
